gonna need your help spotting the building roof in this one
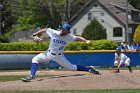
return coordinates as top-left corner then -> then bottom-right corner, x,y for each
69,0 -> 140,26
69,0 -> 92,25
98,0 -> 140,25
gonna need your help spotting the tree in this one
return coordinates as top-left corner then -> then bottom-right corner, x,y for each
129,0 -> 140,10
82,18 -> 107,40
0,0 -> 63,42
0,0 -> 19,34
134,25 -> 140,44
15,0 -> 63,29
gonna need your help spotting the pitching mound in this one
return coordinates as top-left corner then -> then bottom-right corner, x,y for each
0,70 -> 140,91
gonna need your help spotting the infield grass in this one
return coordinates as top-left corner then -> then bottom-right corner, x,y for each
0,66 -> 139,72
0,75 -> 48,82
0,67 -> 139,82
0,89 -> 140,93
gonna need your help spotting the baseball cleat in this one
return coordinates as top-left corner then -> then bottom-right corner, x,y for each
89,66 -> 100,75
129,70 -> 133,73
21,76 -> 34,82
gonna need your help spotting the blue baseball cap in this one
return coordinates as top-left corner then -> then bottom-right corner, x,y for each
116,47 -> 121,52
62,23 -> 71,31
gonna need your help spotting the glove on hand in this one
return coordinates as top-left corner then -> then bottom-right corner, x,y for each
33,35 -> 43,43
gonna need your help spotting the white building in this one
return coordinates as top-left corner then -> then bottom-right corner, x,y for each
69,0 -> 140,42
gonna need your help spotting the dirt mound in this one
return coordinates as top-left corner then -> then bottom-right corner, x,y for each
0,70 -> 140,91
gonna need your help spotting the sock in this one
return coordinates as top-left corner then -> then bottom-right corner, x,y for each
76,65 -> 90,71
127,66 -> 132,71
30,63 -> 38,78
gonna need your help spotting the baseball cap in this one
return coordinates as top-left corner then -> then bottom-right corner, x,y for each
116,47 -> 121,52
62,23 -> 71,31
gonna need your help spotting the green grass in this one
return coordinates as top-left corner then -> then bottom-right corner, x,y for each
0,67 -> 139,82
0,89 -> 140,93
0,68 -> 65,72
0,75 -> 24,82
0,66 -> 139,72
0,69 -> 30,72
0,75 -> 47,82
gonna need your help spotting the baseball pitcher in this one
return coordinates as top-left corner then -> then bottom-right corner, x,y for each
114,47 -> 132,73
21,23 -> 100,82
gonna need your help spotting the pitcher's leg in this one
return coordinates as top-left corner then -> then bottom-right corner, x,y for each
21,53 -> 50,82
54,56 -> 99,74
54,56 -> 77,71
30,63 -> 38,78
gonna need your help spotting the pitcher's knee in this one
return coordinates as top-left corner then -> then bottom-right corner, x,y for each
32,57 -> 39,64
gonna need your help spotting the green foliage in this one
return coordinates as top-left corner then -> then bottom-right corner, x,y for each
82,18 -> 107,40
0,0 -> 139,43
0,0 -> 18,34
0,0 -> 63,42
0,35 -> 9,43
0,42 -> 49,51
65,42 -> 88,51
134,25 -> 140,44
88,40 -> 118,50
17,0 -> 47,30
129,0 -> 140,9
16,0 -> 62,29
3,24 -> 35,40
0,40 -> 118,51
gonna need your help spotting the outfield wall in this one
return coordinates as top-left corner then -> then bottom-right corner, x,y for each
0,50 -> 139,70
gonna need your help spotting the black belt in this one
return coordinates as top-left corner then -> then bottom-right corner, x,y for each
48,50 -> 61,55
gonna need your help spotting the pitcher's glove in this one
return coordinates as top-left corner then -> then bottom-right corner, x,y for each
33,34 -> 43,43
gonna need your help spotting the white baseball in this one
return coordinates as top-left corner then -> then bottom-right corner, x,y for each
86,40 -> 91,44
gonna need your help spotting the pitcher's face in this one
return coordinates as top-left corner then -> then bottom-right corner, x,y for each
60,30 -> 70,36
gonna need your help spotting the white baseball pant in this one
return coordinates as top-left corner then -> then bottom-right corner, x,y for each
32,51 -> 77,70
114,58 -> 130,66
